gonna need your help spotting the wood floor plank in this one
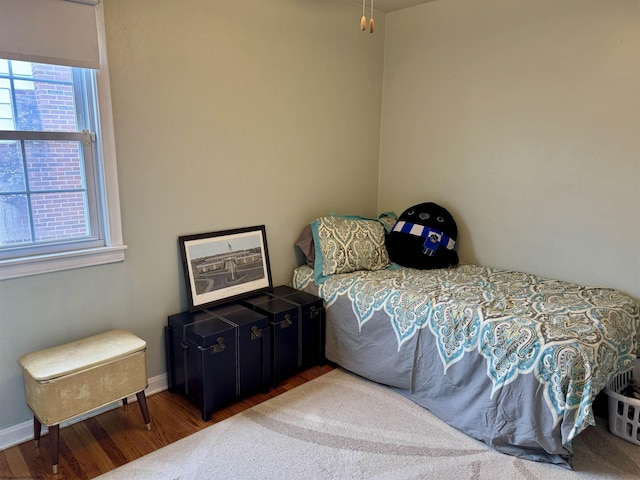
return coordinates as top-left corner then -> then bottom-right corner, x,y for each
0,451 -> 12,476
0,364 -> 334,479
17,440 -> 50,479
3,443 -> 31,477
83,417 -> 129,467
61,421 -> 117,478
95,408 -> 157,460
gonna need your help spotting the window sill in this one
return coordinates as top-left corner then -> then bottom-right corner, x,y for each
0,245 -> 127,281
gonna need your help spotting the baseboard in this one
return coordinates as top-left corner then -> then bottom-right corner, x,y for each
0,372 -> 168,451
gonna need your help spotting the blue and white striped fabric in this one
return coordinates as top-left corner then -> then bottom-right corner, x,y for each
392,220 -> 455,255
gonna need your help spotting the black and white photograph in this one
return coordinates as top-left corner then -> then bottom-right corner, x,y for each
179,225 -> 272,311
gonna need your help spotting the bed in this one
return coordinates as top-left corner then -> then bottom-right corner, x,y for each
292,215 -> 640,468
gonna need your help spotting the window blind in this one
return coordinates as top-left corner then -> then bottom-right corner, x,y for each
0,0 -> 100,69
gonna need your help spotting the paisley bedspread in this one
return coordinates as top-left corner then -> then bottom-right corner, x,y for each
292,264 -> 640,467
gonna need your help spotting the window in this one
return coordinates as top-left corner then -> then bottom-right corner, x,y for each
0,60 -> 103,255
0,1 -> 125,280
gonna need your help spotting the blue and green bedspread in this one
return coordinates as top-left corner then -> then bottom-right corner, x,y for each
293,264 -> 639,467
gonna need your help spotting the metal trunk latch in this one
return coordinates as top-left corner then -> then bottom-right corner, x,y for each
278,314 -> 293,329
250,326 -> 263,340
210,337 -> 226,354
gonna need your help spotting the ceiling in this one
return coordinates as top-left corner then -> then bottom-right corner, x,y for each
346,0 -> 435,13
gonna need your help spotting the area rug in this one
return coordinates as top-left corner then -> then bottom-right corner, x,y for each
96,368 -> 640,480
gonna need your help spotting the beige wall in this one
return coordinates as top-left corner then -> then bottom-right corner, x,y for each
0,0 -> 385,430
378,0 -> 640,299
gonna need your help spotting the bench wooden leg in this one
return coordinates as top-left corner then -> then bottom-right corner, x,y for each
136,391 -> 151,431
49,424 -> 59,475
33,416 -> 41,448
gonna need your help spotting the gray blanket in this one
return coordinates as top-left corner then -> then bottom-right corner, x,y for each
292,264 -> 640,467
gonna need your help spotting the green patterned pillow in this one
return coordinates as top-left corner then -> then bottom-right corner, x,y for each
311,215 -> 390,283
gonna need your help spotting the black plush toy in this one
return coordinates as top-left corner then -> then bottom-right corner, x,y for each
385,202 -> 459,269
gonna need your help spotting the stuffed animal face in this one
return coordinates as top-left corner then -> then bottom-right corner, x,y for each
385,202 -> 459,269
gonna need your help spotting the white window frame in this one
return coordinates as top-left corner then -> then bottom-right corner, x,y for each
0,3 -> 125,280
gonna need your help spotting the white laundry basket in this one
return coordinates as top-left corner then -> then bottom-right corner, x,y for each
604,366 -> 640,446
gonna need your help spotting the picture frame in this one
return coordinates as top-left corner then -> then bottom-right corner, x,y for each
179,225 -> 273,312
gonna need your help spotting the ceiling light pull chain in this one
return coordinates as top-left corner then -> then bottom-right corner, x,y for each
361,0 -> 374,33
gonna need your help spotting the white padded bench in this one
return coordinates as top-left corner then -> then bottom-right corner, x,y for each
18,329 -> 151,474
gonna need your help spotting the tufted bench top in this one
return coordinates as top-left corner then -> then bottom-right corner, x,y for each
19,329 -> 146,382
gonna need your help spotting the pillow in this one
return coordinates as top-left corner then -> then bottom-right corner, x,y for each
377,211 -> 398,232
311,215 -> 391,284
294,214 -> 397,268
294,224 -> 315,266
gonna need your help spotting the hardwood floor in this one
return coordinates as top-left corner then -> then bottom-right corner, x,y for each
0,364 -> 335,480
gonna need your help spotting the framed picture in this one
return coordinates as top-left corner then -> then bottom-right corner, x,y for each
179,225 -> 273,312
